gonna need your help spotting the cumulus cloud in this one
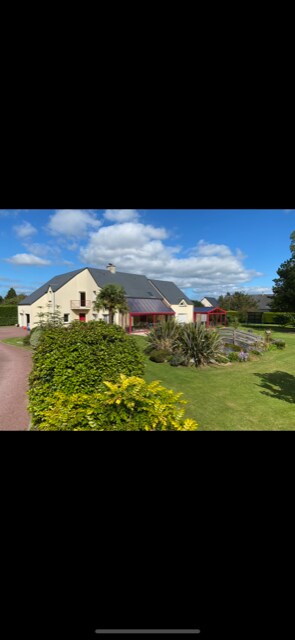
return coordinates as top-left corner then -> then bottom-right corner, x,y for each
13,221 -> 37,238
79,221 -> 261,292
5,254 -> 51,265
47,209 -> 101,238
104,209 -> 140,223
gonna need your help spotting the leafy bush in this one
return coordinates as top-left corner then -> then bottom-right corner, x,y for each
146,318 -> 181,353
29,326 -> 45,348
250,349 -> 263,356
177,324 -> 224,367
0,305 -> 18,326
22,335 -> 31,346
32,375 -> 199,431
262,311 -> 295,324
149,349 -> 172,363
228,351 -> 240,362
29,321 -> 144,427
275,313 -> 293,326
271,339 -> 286,349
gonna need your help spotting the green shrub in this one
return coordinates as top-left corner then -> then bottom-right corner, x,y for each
250,349 -> 263,356
29,321 -> 144,427
0,305 -> 18,326
271,339 -> 286,349
29,326 -> 45,348
31,375 -> 199,431
178,324 -> 224,367
228,351 -> 240,362
146,318 -> 181,353
275,313 -> 293,326
23,335 -> 31,346
149,349 -> 172,363
262,311 -> 295,324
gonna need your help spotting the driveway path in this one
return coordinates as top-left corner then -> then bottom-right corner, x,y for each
0,327 -> 32,431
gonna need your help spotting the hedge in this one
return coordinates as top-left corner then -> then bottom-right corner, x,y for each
262,311 -> 295,324
0,305 -> 18,326
29,321 -> 145,427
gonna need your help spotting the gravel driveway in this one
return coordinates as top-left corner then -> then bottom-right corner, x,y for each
0,327 -> 32,431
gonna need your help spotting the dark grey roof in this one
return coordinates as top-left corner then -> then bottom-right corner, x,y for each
127,298 -> 175,314
202,297 -> 219,307
248,295 -> 273,312
149,279 -> 193,305
20,267 -> 192,307
20,268 -> 86,305
89,269 -> 162,299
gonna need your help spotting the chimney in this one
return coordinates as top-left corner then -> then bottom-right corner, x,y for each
106,263 -> 116,274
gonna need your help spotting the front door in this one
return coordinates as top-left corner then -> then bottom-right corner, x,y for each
79,313 -> 86,322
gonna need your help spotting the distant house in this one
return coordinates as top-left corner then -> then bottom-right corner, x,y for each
18,265 -> 194,332
201,297 -> 219,308
247,294 -> 274,323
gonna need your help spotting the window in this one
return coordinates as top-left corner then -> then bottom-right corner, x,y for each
64,314 -> 69,323
80,292 -> 86,307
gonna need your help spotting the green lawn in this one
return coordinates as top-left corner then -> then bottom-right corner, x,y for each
131,328 -> 295,430
0,337 -> 31,349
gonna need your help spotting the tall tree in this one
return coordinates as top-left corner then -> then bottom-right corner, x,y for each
271,233 -> 295,311
0,295 -> 3,305
94,284 -> 129,325
218,292 -> 258,315
218,292 -> 258,322
5,287 -> 17,300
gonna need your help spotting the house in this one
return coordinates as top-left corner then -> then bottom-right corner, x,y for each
18,264 -> 194,332
201,297 -> 219,308
246,294 -> 274,323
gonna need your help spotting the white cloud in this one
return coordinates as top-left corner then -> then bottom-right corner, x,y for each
23,242 -> 60,258
104,209 -> 140,223
79,221 -> 261,292
47,209 -> 101,238
13,221 -> 37,238
5,254 -> 51,265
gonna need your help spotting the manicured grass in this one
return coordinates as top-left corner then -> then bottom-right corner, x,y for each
1,337 -> 31,349
132,331 -> 295,430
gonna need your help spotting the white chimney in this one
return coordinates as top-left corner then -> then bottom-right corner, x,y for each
106,263 -> 116,274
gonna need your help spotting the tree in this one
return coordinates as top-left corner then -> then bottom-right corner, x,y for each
191,299 -> 203,307
94,284 -> 129,325
272,261 -> 295,311
271,231 -> 295,312
218,292 -> 258,320
0,295 -> 3,305
5,287 -> 17,300
35,304 -> 63,327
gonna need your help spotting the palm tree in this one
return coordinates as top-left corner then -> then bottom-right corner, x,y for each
94,284 -> 129,325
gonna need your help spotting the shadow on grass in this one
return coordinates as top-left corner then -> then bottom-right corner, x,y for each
254,371 -> 295,403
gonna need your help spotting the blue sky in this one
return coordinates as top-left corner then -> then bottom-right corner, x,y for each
0,209 -> 294,299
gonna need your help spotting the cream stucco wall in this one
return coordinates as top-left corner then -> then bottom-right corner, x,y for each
171,301 -> 194,323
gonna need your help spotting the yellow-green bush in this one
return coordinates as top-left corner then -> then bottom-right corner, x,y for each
32,374 -> 198,431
